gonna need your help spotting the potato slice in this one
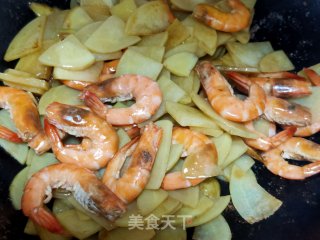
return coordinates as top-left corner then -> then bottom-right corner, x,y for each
35,224 -> 72,240
158,77 -> 190,104
93,51 -> 122,61
0,110 -> 29,164
168,186 -> 199,208
116,48 -> 163,80
52,199 -> 74,214
150,197 -> 181,218
153,228 -> 186,240
213,133 -> 233,166
164,42 -> 198,59
75,21 -> 103,43
137,189 -> 169,216
223,154 -> 255,181
191,93 -> 257,139
39,34 -> 95,70
43,10 -> 69,41
137,31 -> 168,47
38,85 -> 82,115
230,165 -> 282,224
193,215 -> 232,240
199,178 -> 221,199
189,127 -> 223,137
221,137 -> 248,168
259,50 -> 295,72
53,61 -> 103,82
29,2 -> 54,16
110,0 -> 137,22
128,46 -> 165,62
216,32 -> 235,47
170,0 -> 213,11
115,202 -> 140,227
85,16 -> 141,53
27,152 -> 59,179
9,167 -> 29,210
165,19 -> 190,50
164,52 -> 198,77
116,128 -> 131,148
63,6 -> 93,31
166,143 -> 184,171
166,101 -> 220,129
99,228 -> 155,240
4,16 -> 46,61
24,219 -> 37,235
146,120 -> 173,189
80,0 -> 110,21
125,1 -> 173,36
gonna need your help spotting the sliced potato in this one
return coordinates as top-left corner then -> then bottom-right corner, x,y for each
85,16 -> 141,53
164,52 -> 198,77
190,126 -> 223,137
39,34 -> 95,70
115,202 -> 140,227
116,48 -> 163,80
170,73 -> 194,95
63,6 -> 93,31
38,85 -> 82,115
193,215 -> 232,240
165,19 -> 190,50
199,178 -> 220,199
168,186 -> 199,208
4,16 -> 46,61
35,224 -> 72,240
146,120 -> 173,189
259,50 -> 295,72
170,0 -> 213,11
24,219 -> 37,235
116,128 -> 131,148
216,32 -> 235,47
29,2 -> 54,16
99,228 -> 155,240
221,137 -> 248,168
125,0 -> 172,36
52,199 -> 74,214
43,10 -> 69,41
9,167 -> 29,210
128,46 -> 165,62
230,165 -> 282,224
150,197 -> 181,218
53,61 -> 104,82
212,133 -> 233,166
153,228 -> 186,240
110,0 -> 137,21
158,77 -> 190,104
93,51 -> 122,61
253,117 -> 274,137
27,152 -> 58,179
137,31 -> 168,47
137,189 -> 169,216
75,21 -> 103,43
166,143 -> 184,171
81,2 -> 110,21
164,42 -> 198,59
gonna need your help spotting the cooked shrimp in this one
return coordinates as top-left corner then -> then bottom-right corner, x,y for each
82,74 -> 162,125
244,122 -> 296,151
102,123 -> 162,203
227,71 -> 312,98
61,80 -> 91,91
0,87 -> 50,154
193,0 -> 251,32
22,163 -> 126,234
196,61 -> 266,122
44,102 -> 118,170
261,140 -> 320,180
161,127 -> 219,190
292,123 -> 320,137
304,68 -> 320,86
263,96 -> 311,127
0,126 -> 23,143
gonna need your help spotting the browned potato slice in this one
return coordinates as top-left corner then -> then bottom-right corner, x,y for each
110,0 -> 137,22
137,31 -> 168,47
62,6 -> 93,31
165,19 -> 190,50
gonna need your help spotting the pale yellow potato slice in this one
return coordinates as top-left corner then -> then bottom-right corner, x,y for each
2,81 -> 46,95
125,0 -> 172,36
146,120 -> 173,189
153,228 -> 186,240
259,50 -> 295,72
115,202 -> 140,227
80,0 -> 110,21
85,16 -> 141,53
99,228 -> 155,240
39,34 -> 95,70
53,61 -> 103,82
24,219 -> 37,235
75,21 -> 103,43
9,167 -> 29,210
298,63 -> 320,77
4,16 -> 46,61
223,154 -> 255,181
167,186 -> 200,208
189,127 -> 223,137
164,42 -> 198,59
63,6 -> 93,31
35,224 -> 72,240
165,19 -> 190,50
137,31 -> 168,47
93,51 -> 122,61
150,197 -> 181,218
128,46 -> 165,62
158,76 -> 190,104
29,2 -> 54,16
170,0 -> 213,11
27,152 -> 59,179
137,189 -> 169,216
110,0 -> 137,21
43,10 -> 69,41
213,133 -> 233,166
216,32 -> 235,47
199,178 -> 221,199
116,49 -> 163,80
164,52 -> 198,77
116,128 -> 131,148
221,137 -> 248,168
166,143 -> 184,171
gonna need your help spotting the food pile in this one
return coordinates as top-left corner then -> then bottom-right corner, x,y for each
2,0 -> 320,239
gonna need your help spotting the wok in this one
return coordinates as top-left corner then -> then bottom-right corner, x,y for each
0,0 -> 319,239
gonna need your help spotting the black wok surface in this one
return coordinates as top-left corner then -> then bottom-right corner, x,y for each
0,0 -> 319,239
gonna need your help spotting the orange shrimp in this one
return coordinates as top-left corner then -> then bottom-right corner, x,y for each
82,74 -> 162,125
44,102 -> 118,170
304,68 -> 320,86
161,127 -> 219,190
0,87 -> 50,154
193,0 -> 251,32
22,163 -> 126,234
196,61 -> 266,122
102,123 -> 162,203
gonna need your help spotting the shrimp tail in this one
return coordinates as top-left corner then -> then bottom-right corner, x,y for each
82,91 -> 108,120
304,162 -> 320,178
161,172 -> 205,190
0,125 -> 23,143
44,119 -> 63,148
304,68 -> 320,86
270,126 -> 296,147
30,207 -> 66,235
226,71 -> 251,94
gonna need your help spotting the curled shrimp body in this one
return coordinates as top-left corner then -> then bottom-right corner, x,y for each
161,127 -> 219,190
82,74 -> 162,125
196,61 -> 266,122
103,123 -> 162,203
44,102 -> 118,170
193,0 -> 251,32
22,163 -> 126,234
0,87 -> 50,154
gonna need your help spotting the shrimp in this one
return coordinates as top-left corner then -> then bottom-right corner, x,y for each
227,71 -> 312,98
196,61 -> 266,122
44,102 -> 118,170
22,163 -> 126,234
161,127 -> 219,190
193,0 -> 251,32
82,74 -> 162,125
0,87 -> 50,154
102,123 -> 162,203
292,124 -> 320,137
304,68 -> 320,86
261,138 -> 320,180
